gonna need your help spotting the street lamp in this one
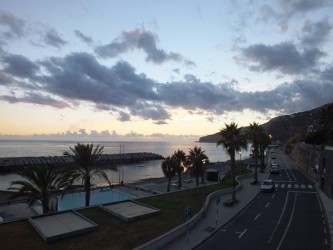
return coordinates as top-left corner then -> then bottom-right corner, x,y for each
239,151 -> 242,184
202,159 -> 207,214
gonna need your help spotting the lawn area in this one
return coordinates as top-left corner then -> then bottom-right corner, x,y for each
0,165 -> 250,250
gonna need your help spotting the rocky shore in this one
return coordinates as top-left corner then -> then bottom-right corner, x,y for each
0,152 -> 164,173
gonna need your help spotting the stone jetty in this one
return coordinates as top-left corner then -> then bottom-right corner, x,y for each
0,152 -> 164,173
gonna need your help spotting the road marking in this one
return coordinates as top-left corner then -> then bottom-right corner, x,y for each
308,185 -> 313,189
287,184 -> 291,188
301,184 -> 305,189
272,194 -> 275,198
281,184 -> 285,188
254,213 -> 261,220
294,184 -> 298,188
275,184 -> 279,188
324,228 -> 327,234
265,202 -> 270,208
323,220 -> 326,225
238,229 -> 247,238
325,238 -> 328,245
276,193 -> 298,250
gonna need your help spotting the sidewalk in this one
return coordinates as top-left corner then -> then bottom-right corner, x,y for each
160,170 -> 270,250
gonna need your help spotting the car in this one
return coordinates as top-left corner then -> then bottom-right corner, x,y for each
261,180 -> 275,192
271,166 -> 280,174
271,161 -> 279,167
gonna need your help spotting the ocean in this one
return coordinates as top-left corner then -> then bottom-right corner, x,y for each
0,140 -> 249,190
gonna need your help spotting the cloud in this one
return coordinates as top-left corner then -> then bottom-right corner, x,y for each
240,42 -> 324,75
1,54 -> 39,78
0,10 -> 26,39
74,30 -> 93,44
279,0 -> 333,15
1,51 -> 332,122
43,29 -> 67,48
95,28 -> 185,64
118,111 -> 130,121
301,19 -> 332,48
0,92 -> 70,109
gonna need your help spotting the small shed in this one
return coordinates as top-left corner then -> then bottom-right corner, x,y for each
206,169 -> 219,181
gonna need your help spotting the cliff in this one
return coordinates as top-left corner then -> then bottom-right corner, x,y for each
199,102 -> 333,143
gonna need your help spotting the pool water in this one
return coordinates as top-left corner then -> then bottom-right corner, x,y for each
57,188 -> 136,211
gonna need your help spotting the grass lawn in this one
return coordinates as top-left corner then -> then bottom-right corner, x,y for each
0,165 -> 250,250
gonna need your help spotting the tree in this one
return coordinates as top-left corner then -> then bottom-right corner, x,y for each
172,150 -> 186,189
187,146 -> 208,187
8,164 -> 77,214
246,122 -> 261,183
217,123 -> 247,202
64,143 -> 115,207
161,156 -> 177,192
258,130 -> 271,172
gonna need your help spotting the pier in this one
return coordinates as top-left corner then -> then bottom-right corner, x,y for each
0,152 -> 164,173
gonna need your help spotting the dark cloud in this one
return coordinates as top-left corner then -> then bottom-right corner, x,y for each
95,28 -> 185,64
118,111 -> 130,121
279,0 -> 332,15
0,92 -> 70,109
0,10 -> 25,39
301,19 -> 332,48
43,29 -> 67,48
2,54 -> 39,78
1,51 -> 332,122
154,120 -> 168,125
320,66 -> 333,82
241,42 -> 324,75
74,30 -> 93,44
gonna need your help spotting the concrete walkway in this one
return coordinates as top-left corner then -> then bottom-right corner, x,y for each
160,170 -> 270,250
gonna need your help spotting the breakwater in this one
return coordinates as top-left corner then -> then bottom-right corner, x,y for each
0,152 -> 164,173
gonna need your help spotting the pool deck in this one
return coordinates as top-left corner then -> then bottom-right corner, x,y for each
0,163 -> 228,222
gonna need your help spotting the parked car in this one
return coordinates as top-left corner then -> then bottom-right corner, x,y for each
261,180 -> 275,192
271,166 -> 280,174
271,161 -> 279,167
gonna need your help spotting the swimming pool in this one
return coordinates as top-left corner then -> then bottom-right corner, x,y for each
57,188 -> 136,211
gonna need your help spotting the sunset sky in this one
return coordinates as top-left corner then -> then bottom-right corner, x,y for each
0,0 -> 332,140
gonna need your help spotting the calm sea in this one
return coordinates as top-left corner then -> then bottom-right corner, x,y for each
0,140 -> 249,190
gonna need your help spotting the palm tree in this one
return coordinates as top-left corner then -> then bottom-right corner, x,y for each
258,130 -> 271,172
8,164 -> 77,214
217,123 -> 247,202
187,146 -> 208,187
172,150 -> 186,189
64,143 -> 115,207
246,122 -> 261,183
161,156 -> 177,192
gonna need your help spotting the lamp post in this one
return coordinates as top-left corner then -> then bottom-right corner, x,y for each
202,159 -> 207,214
239,151 -> 242,184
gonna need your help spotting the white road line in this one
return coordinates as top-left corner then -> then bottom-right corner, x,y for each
239,229 -> 247,239
294,184 -> 299,188
301,184 -> 305,189
265,202 -> 270,208
254,213 -> 261,220
276,193 -> 298,250
275,184 -> 279,188
308,185 -> 313,189
281,184 -> 285,188
287,184 -> 291,188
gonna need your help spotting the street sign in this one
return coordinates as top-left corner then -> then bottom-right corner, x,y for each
185,207 -> 192,219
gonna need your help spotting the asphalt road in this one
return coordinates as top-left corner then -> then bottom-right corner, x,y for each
195,150 -> 330,250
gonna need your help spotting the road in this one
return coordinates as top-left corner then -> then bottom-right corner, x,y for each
195,150 -> 330,250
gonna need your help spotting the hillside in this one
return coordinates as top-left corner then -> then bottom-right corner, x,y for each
199,102 -> 333,143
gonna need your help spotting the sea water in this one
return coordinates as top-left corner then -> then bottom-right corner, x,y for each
0,140 -> 250,190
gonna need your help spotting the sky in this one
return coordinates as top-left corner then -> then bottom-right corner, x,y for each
0,0 -> 333,141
